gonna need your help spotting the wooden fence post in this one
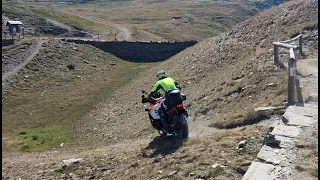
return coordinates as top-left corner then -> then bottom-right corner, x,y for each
288,48 -> 296,105
299,35 -> 302,54
274,45 -> 279,66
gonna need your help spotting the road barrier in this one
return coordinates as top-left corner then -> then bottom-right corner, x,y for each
273,34 -> 302,105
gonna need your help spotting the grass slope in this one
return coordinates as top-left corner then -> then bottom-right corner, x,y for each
2,39 -> 157,152
3,0 -> 266,41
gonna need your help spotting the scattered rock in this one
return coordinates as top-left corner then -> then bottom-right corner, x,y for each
237,140 -> 247,149
212,163 -> 223,172
62,158 -> 84,167
67,63 -> 75,71
281,115 -> 289,124
305,94 -> 318,103
69,173 -> 80,180
60,174 -> 67,179
168,171 -> 177,176
268,83 -> 276,87
263,133 -> 281,147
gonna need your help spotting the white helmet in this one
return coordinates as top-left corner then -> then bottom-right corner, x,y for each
156,70 -> 167,80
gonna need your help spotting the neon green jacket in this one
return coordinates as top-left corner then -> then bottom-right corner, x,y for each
151,77 -> 180,93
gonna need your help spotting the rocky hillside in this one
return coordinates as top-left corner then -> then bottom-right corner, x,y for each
2,0 -> 318,179
77,0 -> 318,146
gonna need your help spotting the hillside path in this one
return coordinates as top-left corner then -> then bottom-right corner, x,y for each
62,12 -> 132,41
243,57 -> 318,180
61,10 -> 165,41
2,39 -> 46,83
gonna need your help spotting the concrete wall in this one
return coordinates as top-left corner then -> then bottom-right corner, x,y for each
2,39 -> 14,46
63,39 -> 198,62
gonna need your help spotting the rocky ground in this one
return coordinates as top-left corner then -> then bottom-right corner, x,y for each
2,0 -> 318,179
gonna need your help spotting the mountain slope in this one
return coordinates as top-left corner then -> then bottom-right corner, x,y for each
3,0 -> 289,41
2,0 -> 318,179
75,0 -> 318,146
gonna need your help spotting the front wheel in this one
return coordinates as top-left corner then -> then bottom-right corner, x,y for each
176,114 -> 188,138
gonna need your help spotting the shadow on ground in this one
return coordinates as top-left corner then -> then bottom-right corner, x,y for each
141,135 -> 186,158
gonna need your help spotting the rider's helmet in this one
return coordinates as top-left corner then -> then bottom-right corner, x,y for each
157,70 -> 167,80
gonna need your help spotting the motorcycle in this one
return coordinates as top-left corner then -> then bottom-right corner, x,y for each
141,89 -> 189,138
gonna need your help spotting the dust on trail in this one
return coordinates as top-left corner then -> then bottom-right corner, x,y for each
188,119 -> 219,137
2,39 -> 46,92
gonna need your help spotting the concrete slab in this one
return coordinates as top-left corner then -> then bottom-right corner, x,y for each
285,105 -> 318,118
271,125 -> 301,138
242,161 -> 276,180
282,104 -> 318,126
282,112 -> 315,127
242,161 -> 293,180
274,135 -> 294,148
257,145 -> 286,165
274,135 -> 294,143
254,106 -> 285,112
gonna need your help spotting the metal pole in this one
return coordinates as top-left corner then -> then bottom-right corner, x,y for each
274,45 -> 279,66
288,48 -> 296,105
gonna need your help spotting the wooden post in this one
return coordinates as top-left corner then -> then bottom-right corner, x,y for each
288,48 -> 296,105
22,27 -> 25,39
299,35 -> 302,54
274,45 -> 279,66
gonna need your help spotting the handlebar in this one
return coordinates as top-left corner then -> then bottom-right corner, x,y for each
141,90 -> 164,104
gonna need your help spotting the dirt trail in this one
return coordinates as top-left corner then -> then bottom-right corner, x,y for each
2,39 -> 46,91
63,12 -> 132,41
62,11 -> 165,41
297,57 -> 318,97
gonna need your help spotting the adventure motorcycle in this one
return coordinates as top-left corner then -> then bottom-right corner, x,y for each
141,89 -> 189,138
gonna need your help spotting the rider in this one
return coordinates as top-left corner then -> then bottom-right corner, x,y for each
148,70 -> 181,134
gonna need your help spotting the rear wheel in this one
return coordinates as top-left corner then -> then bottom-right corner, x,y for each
181,121 -> 189,138
176,114 -> 188,138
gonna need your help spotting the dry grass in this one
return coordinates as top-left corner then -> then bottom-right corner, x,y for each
51,0 -> 259,41
294,131 -> 318,178
44,125 -> 267,179
2,39 -> 156,152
